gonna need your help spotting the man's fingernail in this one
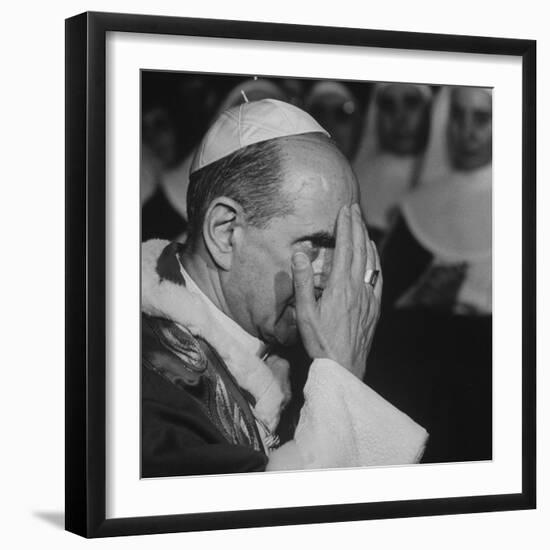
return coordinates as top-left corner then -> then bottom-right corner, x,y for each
292,252 -> 309,268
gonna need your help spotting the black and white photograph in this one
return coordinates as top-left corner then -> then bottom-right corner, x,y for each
2,0 -> 546,547
140,72 -> 493,478
62,10 -> 536,539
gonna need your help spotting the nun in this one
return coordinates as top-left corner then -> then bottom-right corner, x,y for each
352,82 -> 433,244
381,86 -> 492,315
304,80 -> 363,161
365,86 -> 493,464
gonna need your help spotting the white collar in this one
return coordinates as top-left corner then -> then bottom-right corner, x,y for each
178,262 -> 268,359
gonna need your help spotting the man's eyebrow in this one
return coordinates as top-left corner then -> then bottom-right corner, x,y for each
294,231 -> 336,249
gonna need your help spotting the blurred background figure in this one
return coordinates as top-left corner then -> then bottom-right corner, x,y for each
447,87 -> 493,171
141,82 -> 179,206
353,83 -> 433,244
304,81 -> 363,161
382,86 -> 492,315
280,78 -> 307,108
365,86 -> 493,464
215,77 -> 288,112
141,73 -> 221,241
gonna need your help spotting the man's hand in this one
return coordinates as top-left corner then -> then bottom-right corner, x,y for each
291,203 -> 382,379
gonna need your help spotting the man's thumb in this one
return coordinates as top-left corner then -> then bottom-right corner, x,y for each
291,252 -> 315,309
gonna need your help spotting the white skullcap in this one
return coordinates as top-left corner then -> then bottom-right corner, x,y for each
190,99 -> 330,174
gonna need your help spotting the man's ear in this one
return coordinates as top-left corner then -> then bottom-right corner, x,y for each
202,197 -> 245,271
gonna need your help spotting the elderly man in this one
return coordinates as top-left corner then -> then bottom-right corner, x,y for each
141,98 -> 427,477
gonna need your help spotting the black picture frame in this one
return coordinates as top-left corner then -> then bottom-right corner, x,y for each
65,11 -> 536,538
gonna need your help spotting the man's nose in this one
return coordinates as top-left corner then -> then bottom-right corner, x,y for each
311,249 -> 334,287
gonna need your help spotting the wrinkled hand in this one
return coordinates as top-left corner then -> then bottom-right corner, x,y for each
291,203 -> 382,379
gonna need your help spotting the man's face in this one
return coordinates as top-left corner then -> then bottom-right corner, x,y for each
447,87 -> 492,171
223,135 -> 358,347
376,84 -> 431,156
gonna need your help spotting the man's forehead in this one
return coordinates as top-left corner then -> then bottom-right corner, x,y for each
293,172 -> 344,194
280,173 -> 356,238
278,134 -> 357,193
286,171 -> 357,225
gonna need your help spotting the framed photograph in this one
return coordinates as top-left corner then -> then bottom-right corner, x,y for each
65,11 -> 536,538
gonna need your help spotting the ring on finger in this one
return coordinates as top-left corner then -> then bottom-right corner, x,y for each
364,269 -> 380,288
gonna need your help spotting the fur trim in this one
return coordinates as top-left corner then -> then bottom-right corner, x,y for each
142,240 -> 290,432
